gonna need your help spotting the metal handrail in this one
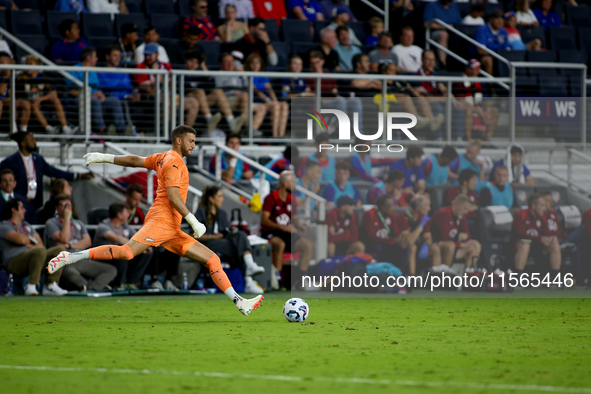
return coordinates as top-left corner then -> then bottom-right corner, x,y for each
512,62 -> 587,69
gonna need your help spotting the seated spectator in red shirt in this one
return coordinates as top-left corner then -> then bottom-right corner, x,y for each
252,0 -> 287,25
365,169 -> 407,208
361,194 -> 409,269
124,183 -> 145,225
326,195 -> 364,256
541,191 -> 567,240
511,193 -> 562,288
184,0 -> 220,41
446,169 -> 479,221
51,19 -> 88,62
134,43 -> 172,95
234,18 -> 279,67
425,194 -> 481,271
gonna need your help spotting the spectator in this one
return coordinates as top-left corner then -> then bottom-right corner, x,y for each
326,195 -> 363,256
67,47 -> 127,135
478,165 -> 514,210
462,2 -> 485,25
320,0 -> 356,22
234,17 -> 278,67
219,4 -> 250,43
245,53 -> 288,138
349,137 -> 396,183
258,146 -> 299,182
474,11 -> 509,75
0,132 -> 92,214
288,0 -> 324,21
16,55 -> 77,134
1,54 -> 33,134
218,0 -> 254,22
328,7 -> 362,46
0,39 -> 12,58
368,32 -> 399,72
116,23 -> 138,67
392,26 -> 423,73
425,194 -> 481,271
261,171 -> 313,285
37,178 -> 75,225
511,193 -> 561,288
209,133 -> 254,184
45,194 -> 117,291
184,0 -> 219,41
295,160 -> 322,209
281,55 -> 315,98
413,50 -> 447,136
447,168 -> 479,220
252,0 -> 287,25
365,17 -> 384,46
422,146 -> 458,187
311,27 -> 340,70
54,0 -> 87,15
134,43 -> 172,97
389,146 -> 426,194
0,0 -> 16,10
350,53 -> 380,95
214,52 -> 259,133
87,0 -> 128,13
365,169 -> 407,207
453,59 -> 500,141
398,194 -> 447,276
534,0 -> 561,28
135,27 -> 170,65
51,19 -> 88,63
0,199 -> 67,295
93,202 -> 152,289
167,26 -> 206,66
297,132 -> 336,182
540,191 -> 568,241
0,169 -> 26,215
321,160 -> 362,208
448,139 -> 486,184
360,194 -> 409,268
490,145 -> 536,186
125,183 -> 145,225
515,0 -> 539,27
196,186 -> 265,294
504,12 -> 542,51
423,0 -> 462,68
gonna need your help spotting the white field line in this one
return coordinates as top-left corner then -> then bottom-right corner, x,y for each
0,364 -> 590,393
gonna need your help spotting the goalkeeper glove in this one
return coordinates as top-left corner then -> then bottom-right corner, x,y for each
83,152 -> 115,167
185,213 -> 206,238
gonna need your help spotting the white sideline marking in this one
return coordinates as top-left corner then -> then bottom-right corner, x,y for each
0,364 -> 590,393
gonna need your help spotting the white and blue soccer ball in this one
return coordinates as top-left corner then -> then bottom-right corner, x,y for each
283,298 -> 309,323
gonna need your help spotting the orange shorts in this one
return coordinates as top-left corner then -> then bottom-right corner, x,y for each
131,219 -> 197,257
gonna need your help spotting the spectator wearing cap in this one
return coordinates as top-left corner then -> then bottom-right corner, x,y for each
334,26 -> 361,71
389,146 -> 426,194
504,12 -> 542,51
321,160 -> 362,209
326,195 -> 364,256
218,0 -> 255,23
392,26 -> 423,73
184,0 -> 220,41
422,146 -> 458,188
490,145 -> 536,187
51,19 -> 89,63
365,17 -> 383,46
320,0 -> 355,22
474,11 -> 509,75
135,43 -> 172,98
167,26 -> 206,66
116,23 -> 138,67
365,169 -> 407,207
234,17 -> 278,67
534,0 -> 561,28
135,27 -> 170,65
328,7 -> 361,46
423,0 -> 462,68
287,0 -> 324,21
462,2 -> 485,26
54,0 -> 87,15
368,32 -> 399,72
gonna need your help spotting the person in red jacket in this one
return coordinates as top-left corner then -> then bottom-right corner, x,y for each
425,194 -> 481,271
360,194 -> 408,269
511,193 -> 561,286
540,191 -> 567,239
326,195 -> 363,256
446,168 -> 479,232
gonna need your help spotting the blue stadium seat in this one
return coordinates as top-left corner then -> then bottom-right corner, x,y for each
87,36 -> 117,52
149,14 -> 180,38
0,9 -> 7,31
577,27 -> 591,52
313,20 -> 330,42
281,19 -> 312,43
516,75 -> 539,96
527,50 -> 557,63
540,75 -> 569,96
349,21 -> 367,44
115,13 -> 146,38
272,41 -> 289,68
11,10 -> 43,36
497,50 -> 526,78
46,11 -> 77,40
518,26 -> 546,49
13,0 -> 39,9
199,40 -> 220,68
452,24 -> 479,59
291,42 -> 316,57
144,0 -> 176,15
265,18 -> 280,42
548,26 -> 576,50
568,72 -> 584,96
15,35 -> 48,61
566,4 -> 591,27
484,3 -> 503,16
81,13 -> 114,38
457,3 -> 470,18
558,49 -> 588,64
177,0 -> 191,18
125,0 -> 143,14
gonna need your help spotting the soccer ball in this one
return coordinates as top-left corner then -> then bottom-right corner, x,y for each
283,298 -> 309,323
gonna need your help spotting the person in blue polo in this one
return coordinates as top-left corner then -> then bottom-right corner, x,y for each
477,165 -> 514,210
422,146 -> 458,188
297,132 -> 336,182
474,11 -> 509,76
321,160 -> 362,209
389,146 -> 426,194
448,139 -> 486,185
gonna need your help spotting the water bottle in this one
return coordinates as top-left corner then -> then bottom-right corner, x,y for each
197,277 -> 204,291
6,274 -> 14,296
182,272 -> 188,290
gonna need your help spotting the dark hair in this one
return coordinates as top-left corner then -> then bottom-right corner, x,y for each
120,23 -> 138,37
314,132 -> 330,145
226,132 -> 241,144
53,193 -> 71,208
406,146 -> 424,159
441,146 -> 458,160
335,26 -> 348,37
143,26 -> 157,35
335,160 -> 351,172
283,146 -> 298,163
540,190 -> 552,197
470,3 -> 485,12
248,17 -> 265,28
171,125 -> 196,141
58,19 -> 77,38
198,185 -> 222,225
109,202 -> 128,219
190,0 -> 206,8
218,52 -> 233,64
305,160 -> 321,170
376,193 -> 391,209
422,49 -> 435,59
50,178 -> 69,198
80,47 -> 96,63
309,50 -> 325,61
2,198 -> 21,220
0,51 -> 12,59
184,48 -> 204,63
385,169 -> 405,183
458,169 -> 477,185
244,53 -> 266,71
126,183 -> 144,197
400,25 -> 414,33
528,192 -> 543,208
1,168 -> 14,177
186,25 -> 202,36
105,44 -> 121,56
351,53 -> 366,70
510,145 -> 524,155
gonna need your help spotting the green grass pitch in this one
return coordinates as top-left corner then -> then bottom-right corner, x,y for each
1,293 -> 590,394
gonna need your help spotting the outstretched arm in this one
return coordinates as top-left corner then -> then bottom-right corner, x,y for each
84,153 -> 147,168
167,186 -> 206,238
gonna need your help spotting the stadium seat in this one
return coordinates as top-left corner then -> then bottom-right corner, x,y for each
527,51 -> 558,79
313,20 -> 330,42
115,14 -> 146,39
452,25 -> 479,59
281,19 -> 313,43
264,19 -> 280,42
548,26 -> 577,50
291,42 -> 317,58
566,4 -> 591,27
86,207 -> 109,225
125,0 -> 142,13
144,0 -> 176,15
539,75 -> 568,96
81,13 -> 114,38
484,3 -> 503,16
46,11 -> 77,40
11,10 -> 43,36
15,35 -> 48,61
199,40 -> 220,68
535,185 -> 569,207
558,50 -> 588,65
518,26 -> 546,49
457,2 -> 470,17
478,206 -> 513,271
568,72 -> 584,96
512,184 -> 534,209
177,0 -> 191,18
13,0 -> 38,9
577,27 -> 591,52
0,9 -> 7,31
272,41 -> 289,68
516,75 -> 539,96
149,14 -> 180,38
497,50 -> 526,78
88,36 -> 118,57
349,21 -> 367,44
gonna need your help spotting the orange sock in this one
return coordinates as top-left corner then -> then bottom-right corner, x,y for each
206,254 -> 232,292
89,244 -> 134,261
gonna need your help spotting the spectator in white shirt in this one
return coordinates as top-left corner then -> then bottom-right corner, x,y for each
87,0 -> 128,13
461,3 -> 485,26
515,0 -> 539,27
134,26 -> 170,65
218,0 -> 255,22
391,26 -> 423,73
